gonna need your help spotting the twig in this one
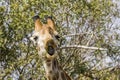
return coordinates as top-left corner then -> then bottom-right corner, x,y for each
59,45 -> 107,51
86,32 -> 94,46
62,32 -> 91,37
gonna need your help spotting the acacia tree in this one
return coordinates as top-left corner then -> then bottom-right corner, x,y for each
0,0 -> 120,80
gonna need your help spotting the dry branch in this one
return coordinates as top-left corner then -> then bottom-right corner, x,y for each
60,45 -> 107,51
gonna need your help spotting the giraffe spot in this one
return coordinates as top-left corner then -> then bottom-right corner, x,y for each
47,75 -> 51,80
47,63 -> 51,67
53,76 -> 57,80
56,72 -> 59,79
46,59 -> 51,62
61,72 -> 66,79
52,59 -> 58,70
49,70 -> 52,74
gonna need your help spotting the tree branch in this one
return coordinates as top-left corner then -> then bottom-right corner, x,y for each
62,32 -> 91,37
59,45 -> 107,51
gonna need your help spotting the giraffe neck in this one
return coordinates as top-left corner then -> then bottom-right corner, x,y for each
43,58 -> 71,80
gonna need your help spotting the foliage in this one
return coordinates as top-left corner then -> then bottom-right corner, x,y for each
0,0 -> 120,80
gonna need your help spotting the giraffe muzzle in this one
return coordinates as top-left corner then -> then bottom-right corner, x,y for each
47,46 -> 55,56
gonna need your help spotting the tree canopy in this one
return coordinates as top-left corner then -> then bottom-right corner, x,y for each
0,0 -> 120,80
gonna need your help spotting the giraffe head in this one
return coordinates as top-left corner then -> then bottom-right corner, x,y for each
30,15 -> 59,60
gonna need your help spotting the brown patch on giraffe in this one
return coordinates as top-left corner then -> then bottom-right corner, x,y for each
46,58 -> 52,67
53,76 -> 57,80
49,70 -> 52,74
47,75 -> 51,80
55,71 -> 59,79
52,58 -> 59,71
46,59 -> 51,62
60,72 -> 66,79
46,62 -> 51,67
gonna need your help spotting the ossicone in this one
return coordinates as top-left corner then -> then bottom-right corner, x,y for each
32,15 -> 40,22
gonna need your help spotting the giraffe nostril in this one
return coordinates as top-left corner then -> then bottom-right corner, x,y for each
47,46 -> 55,56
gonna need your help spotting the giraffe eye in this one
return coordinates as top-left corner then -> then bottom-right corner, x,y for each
34,36 -> 38,41
55,35 -> 60,40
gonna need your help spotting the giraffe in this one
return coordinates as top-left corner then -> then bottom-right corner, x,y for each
30,15 -> 72,80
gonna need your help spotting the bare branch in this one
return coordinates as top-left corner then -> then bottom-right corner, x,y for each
59,45 -> 107,51
62,32 -> 91,37
86,32 -> 94,46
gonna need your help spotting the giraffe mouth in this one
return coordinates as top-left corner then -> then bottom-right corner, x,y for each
45,39 -> 56,56
47,46 -> 55,56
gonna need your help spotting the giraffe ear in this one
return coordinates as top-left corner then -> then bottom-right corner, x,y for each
46,16 -> 56,30
46,16 -> 60,40
33,15 -> 43,32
